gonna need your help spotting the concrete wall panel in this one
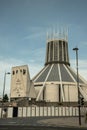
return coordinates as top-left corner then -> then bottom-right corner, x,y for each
75,107 -> 79,116
36,107 -> 39,116
23,107 -> 27,117
44,107 -> 47,116
69,107 -> 73,116
7,107 -> 13,118
18,107 -> 23,117
72,107 -> 76,116
31,107 -> 35,117
62,107 -> 66,116
27,107 -> 31,117
48,107 -> 51,116
59,107 -> 62,116
55,107 -> 58,116
51,106 -> 54,116
40,107 -> 43,116
45,84 -> 59,102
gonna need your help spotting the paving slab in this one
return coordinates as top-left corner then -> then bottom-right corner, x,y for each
0,117 -> 87,128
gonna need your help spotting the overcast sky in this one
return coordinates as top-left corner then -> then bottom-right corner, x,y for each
0,0 -> 87,96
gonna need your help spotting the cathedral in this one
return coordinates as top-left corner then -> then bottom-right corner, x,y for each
10,29 -> 87,105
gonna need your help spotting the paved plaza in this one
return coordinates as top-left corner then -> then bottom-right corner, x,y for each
0,117 -> 87,128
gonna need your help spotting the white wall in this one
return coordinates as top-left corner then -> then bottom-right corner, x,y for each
7,107 -> 13,118
0,106 -> 87,118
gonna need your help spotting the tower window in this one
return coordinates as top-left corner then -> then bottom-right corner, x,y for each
16,70 -> 18,74
23,69 -> 26,75
20,69 -> 22,73
13,71 -> 15,75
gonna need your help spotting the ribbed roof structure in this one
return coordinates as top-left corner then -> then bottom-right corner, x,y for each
33,64 -> 85,84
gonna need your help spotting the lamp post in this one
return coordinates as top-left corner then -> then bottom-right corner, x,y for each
73,47 -> 81,125
2,72 -> 10,101
1,72 -> 10,118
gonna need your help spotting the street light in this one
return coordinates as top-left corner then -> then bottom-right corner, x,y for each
1,72 -> 10,118
2,72 -> 11,101
73,47 -> 81,125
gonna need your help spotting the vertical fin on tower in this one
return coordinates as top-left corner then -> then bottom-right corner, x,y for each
45,27 -> 70,66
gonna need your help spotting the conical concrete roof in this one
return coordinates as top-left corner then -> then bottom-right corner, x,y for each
33,64 -> 86,85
